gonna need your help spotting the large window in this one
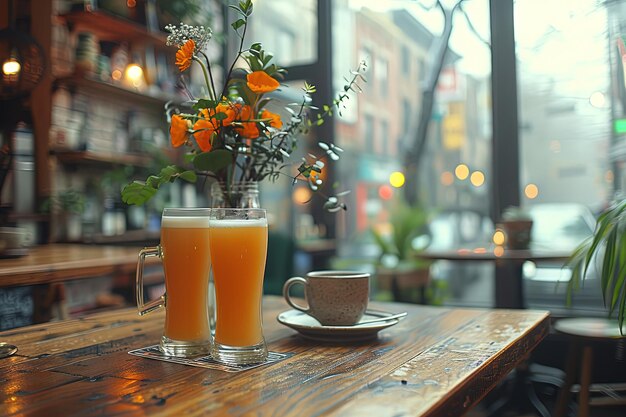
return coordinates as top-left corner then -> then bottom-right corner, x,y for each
515,0 -> 619,316
331,0 -> 493,307
236,1 -> 620,314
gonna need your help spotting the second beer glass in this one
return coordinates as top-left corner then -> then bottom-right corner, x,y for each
209,208 -> 269,365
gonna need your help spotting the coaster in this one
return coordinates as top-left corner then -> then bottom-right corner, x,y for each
128,345 -> 293,372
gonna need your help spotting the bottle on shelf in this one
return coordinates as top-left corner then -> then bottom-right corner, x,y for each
101,197 -> 116,237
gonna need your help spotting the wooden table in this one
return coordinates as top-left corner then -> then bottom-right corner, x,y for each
0,296 -> 550,416
418,246 -> 571,309
0,244 -> 144,288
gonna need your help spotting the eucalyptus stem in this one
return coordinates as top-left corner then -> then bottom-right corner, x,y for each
200,51 -> 218,101
193,57 -> 216,101
220,16 -> 249,99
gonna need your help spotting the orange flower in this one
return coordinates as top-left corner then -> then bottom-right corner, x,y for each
175,39 -> 195,72
246,71 -> 279,93
237,104 -> 253,120
261,109 -> 282,129
169,115 -> 189,147
215,102 -> 236,127
193,111 -> 216,152
239,121 -> 260,139
234,105 -> 260,138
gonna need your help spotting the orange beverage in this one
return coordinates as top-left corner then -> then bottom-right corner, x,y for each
161,214 -> 211,342
209,217 -> 268,347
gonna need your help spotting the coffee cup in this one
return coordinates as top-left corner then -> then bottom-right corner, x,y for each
282,271 -> 370,326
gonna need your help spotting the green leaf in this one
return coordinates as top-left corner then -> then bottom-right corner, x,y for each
121,182 -> 157,206
231,18 -> 245,31
262,53 -> 274,65
179,170 -> 198,182
121,165 -> 199,206
183,152 -> 196,164
297,163 -> 312,178
213,112 -> 228,121
193,99 -> 218,112
240,0 -> 253,16
192,149 -> 233,173
567,199 -> 626,334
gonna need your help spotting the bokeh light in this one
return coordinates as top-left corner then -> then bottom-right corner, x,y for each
293,187 -> 312,205
2,59 -> 20,75
524,183 -> 539,199
470,171 -> 485,187
125,64 -> 145,87
589,91 -> 606,108
389,171 -> 405,188
493,229 -> 505,246
379,184 -> 393,200
440,171 -> 454,186
455,164 -> 469,180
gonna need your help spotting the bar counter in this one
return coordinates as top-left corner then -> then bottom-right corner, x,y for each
0,244 -> 143,288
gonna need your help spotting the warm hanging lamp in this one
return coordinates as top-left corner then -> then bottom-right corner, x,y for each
0,28 -> 45,101
0,0 -> 47,210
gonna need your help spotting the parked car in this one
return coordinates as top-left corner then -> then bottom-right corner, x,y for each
523,203 -> 605,315
527,203 -> 596,251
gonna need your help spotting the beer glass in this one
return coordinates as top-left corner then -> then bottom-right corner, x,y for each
209,208 -> 268,365
136,208 -> 212,357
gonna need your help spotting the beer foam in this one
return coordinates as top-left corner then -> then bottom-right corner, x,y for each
162,215 -> 211,228
210,218 -> 268,228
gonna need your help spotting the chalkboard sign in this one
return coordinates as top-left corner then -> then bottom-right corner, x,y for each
0,287 -> 34,331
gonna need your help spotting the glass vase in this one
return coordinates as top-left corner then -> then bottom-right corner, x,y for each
210,181 -> 260,209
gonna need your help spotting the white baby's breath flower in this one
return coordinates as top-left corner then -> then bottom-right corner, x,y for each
165,23 -> 213,51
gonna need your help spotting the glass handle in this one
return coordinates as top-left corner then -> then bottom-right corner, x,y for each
136,245 -> 165,316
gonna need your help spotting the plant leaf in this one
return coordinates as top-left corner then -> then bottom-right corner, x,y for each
192,149 -> 233,173
179,170 -> 198,182
121,181 -> 157,206
231,18 -> 245,30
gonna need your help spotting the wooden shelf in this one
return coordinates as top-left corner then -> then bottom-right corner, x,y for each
53,150 -> 151,167
55,75 -> 179,107
57,9 -> 167,46
7,212 -> 50,223
82,229 -> 160,245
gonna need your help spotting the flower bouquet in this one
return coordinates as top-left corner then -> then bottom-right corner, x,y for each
121,0 -> 366,211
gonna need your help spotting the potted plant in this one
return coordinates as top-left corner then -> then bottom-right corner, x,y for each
498,206 -> 533,249
566,198 -> 626,334
371,200 -> 433,304
42,190 -> 85,242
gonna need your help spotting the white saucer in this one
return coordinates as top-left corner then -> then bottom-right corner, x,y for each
276,309 -> 402,342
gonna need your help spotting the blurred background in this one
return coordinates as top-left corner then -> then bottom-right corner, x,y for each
0,0 -> 624,325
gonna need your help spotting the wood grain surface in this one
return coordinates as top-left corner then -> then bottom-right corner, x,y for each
0,244 -> 147,287
0,296 -> 550,417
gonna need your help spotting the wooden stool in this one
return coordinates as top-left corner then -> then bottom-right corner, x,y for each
553,318 -> 626,417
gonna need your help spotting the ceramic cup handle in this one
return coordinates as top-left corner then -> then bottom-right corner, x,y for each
283,277 -> 309,313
